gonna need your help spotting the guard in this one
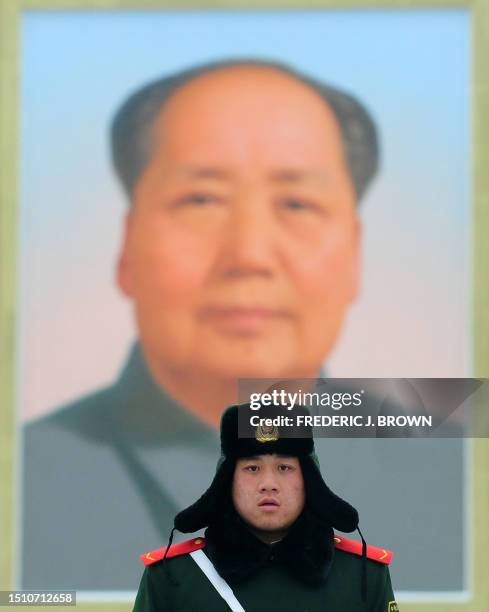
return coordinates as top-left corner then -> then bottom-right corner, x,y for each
133,403 -> 398,611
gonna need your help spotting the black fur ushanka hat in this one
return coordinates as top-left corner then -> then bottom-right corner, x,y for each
174,402 -> 359,534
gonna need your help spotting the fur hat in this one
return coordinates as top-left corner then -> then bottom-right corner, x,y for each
174,402 -> 358,534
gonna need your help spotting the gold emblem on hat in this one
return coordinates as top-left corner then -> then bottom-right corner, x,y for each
255,423 -> 279,443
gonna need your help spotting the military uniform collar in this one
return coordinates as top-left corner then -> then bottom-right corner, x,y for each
107,342 -> 217,446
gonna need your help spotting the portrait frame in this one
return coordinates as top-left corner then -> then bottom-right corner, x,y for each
0,0 -> 488,611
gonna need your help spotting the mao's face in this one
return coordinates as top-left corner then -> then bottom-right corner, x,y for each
232,454 -> 305,540
118,67 -> 360,382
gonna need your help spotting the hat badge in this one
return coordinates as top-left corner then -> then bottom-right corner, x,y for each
255,423 -> 279,443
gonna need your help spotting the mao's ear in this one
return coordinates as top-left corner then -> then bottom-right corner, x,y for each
349,215 -> 362,303
116,212 -> 135,298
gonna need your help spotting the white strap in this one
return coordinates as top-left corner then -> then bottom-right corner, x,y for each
190,549 -> 246,612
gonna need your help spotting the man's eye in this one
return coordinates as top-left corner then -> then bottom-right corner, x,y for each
278,464 -> 293,472
245,465 -> 259,472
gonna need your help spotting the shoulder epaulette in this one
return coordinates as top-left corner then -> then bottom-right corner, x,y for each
333,534 -> 394,565
140,537 -> 206,566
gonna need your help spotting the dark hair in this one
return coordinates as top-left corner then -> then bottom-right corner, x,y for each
110,58 -> 379,203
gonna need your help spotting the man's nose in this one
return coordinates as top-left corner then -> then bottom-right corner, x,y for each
258,468 -> 280,493
218,194 -> 278,277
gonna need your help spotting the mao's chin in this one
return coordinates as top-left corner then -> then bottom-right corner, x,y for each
191,334 -> 319,380
140,320 -> 335,382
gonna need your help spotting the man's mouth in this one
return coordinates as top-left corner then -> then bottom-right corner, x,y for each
258,498 -> 280,510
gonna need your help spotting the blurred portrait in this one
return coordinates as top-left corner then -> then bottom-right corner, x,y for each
18,9 -> 470,598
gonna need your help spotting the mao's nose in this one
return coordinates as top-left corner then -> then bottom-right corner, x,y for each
217,193 -> 278,277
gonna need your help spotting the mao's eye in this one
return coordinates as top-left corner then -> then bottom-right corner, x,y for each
180,193 -> 218,206
281,197 -> 312,212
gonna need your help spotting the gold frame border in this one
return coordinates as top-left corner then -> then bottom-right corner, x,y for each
1,2 -> 487,611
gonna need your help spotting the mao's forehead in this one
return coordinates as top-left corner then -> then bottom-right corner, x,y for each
150,65 -> 346,173
160,64 -> 326,111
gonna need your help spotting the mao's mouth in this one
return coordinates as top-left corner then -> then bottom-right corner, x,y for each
199,306 -> 291,335
203,306 -> 289,317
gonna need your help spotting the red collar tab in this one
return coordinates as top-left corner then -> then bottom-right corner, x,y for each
333,534 -> 394,565
140,535 -> 393,566
140,537 -> 206,566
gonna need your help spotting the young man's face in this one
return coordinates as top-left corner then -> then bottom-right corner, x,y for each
232,454 -> 305,542
118,66 -> 360,384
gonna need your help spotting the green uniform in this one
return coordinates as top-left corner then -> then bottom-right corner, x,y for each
133,402 -> 399,611
133,541 -> 397,612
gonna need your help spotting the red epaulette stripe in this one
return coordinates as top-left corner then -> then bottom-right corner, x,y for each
333,534 -> 394,565
140,537 -> 206,566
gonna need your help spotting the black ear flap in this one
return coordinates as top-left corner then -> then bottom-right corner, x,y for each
300,456 -> 359,533
174,458 -> 235,533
